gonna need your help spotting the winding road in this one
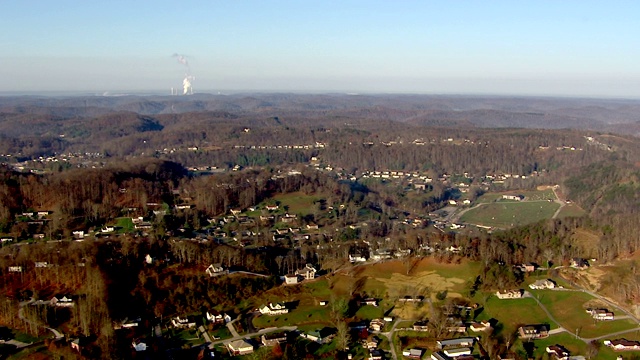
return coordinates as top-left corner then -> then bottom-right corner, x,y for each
17,299 -> 64,340
207,325 -> 298,348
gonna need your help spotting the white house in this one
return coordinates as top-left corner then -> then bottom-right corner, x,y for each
444,348 -> 472,357
284,274 -> 299,285
227,339 -> 254,355
496,289 -> 524,299
51,295 -> 74,307
529,279 -> 556,290
171,316 -> 196,328
206,264 -> 227,277
604,339 -> 640,351
259,302 -> 288,316
206,311 -> 225,324
470,320 -> 491,332
295,264 -> 317,280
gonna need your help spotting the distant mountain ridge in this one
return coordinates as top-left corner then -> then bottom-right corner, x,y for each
1,94 -> 638,133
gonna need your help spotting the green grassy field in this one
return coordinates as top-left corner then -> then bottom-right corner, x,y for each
270,192 -> 322,215
115,217 -> 134,232
474,193 -> 502,204
252,305 -> 332,329
460,201 -> 560,228
479,296 -> 555,334
354,305 -> 384,320
517,332 -> 587,359
210,326 -> 232,340
516,331 -> 640,360
535,290 -> 638,338
303,279 -> 333,298
173,328 -> 205,347
519,189 -> 556,200
556,204 -> 587,218
474,189 -> 555,205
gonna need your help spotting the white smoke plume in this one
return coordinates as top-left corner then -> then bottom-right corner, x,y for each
183,75 -> 195,95
172,53 -> 194,95
172,53 -> 189,67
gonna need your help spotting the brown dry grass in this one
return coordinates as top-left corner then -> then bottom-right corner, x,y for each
571,228 -> 601,257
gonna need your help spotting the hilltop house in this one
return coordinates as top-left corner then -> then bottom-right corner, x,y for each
469,320 -> 492,332
362,298 -> 378,307
284,274 -> 299,284
227,340 -> 254,355
349,254 -> 367,263
206,311 -> 227,324
496,289 -> 524,299
529,279 -> 556,290
301,328 -> 334,344
444,348 -> 472,357
587,308 -> 614,321
369,319 -> 386,332
259,302 -> 288,316
295,264 -> 317,280
402,348 -> 424,359
546,345 -> 569,359
362,336 -> 380,350
413,321 -> 429,332
171,316 -> 196,328
604,339 -> 640,351
571,258 -> 590,269
205,264 -> 227,277
437,337 -> 475,349
50,295 -> 74,307
520,262 -> 538,272
502,194 -> 524,201
518,324 -> 549,339
261,332 -> 288,346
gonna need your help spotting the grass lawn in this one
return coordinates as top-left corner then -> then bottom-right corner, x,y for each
210,326 -> 232,340
474,193 -> 502,204
303,279 -> 333,298
479,296 -> 554,335
7,345 -> 50,360
517,332 -> 588,359
13,330 -> 45,344
354,305 -> 384,320
252,306 -> 332,329
556,204 -> 587,218
516,331 -> 640,360
270,192 -> 322,216
171,328 -> 205,347
519,189 -> 556,201
460,201 -> 560,228
394,331 -> 436,358
115,217 -> 134,232
534,290 -> 638,338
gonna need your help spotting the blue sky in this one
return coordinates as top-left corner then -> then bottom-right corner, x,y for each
1,1 -> 639,97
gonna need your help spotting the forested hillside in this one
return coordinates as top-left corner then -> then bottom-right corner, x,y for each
1,94 -> 640,359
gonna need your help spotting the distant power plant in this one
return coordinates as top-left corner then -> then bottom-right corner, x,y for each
172,53 -> 194,95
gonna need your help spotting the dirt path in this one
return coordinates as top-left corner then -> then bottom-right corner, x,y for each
18,299 -> 64,339
551,186 -> 566,219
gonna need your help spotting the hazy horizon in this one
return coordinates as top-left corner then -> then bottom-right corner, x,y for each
2,1 -> 639,98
